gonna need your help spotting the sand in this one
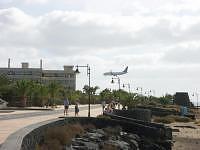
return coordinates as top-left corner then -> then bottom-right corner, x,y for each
170,111 -> 200,150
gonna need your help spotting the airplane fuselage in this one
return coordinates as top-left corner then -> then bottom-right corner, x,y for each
103,66 -> 128,76
104,72 -> 125,76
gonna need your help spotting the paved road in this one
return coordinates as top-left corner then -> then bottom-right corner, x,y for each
0,105 -> 100,120
0,105 -> 102,145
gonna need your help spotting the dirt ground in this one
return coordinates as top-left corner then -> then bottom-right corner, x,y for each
170,110 -> 200,150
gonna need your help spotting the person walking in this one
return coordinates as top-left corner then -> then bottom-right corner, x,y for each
75,102 -> 79,117
64,98 -> 69,116
101,101 -> 106,113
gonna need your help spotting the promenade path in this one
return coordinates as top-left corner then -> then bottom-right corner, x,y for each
0,104 -> 102,145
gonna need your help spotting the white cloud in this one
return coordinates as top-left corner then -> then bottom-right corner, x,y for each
162,43 -> 200,64
2,7 -> 200,55
1,4 -> 200,96
23,0 -> 48,4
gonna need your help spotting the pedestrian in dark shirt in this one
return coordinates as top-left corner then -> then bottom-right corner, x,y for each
75,102 -> 79,117
101,101 -> 106,113
64,98 -> 69,116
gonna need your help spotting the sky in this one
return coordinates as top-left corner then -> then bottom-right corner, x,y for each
0,0 -> 200,103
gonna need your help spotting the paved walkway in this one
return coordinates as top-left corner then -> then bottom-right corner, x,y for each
0,105 -> 100,120
0,104 -> 102,145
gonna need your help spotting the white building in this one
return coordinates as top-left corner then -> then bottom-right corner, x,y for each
0,59 -> 76,90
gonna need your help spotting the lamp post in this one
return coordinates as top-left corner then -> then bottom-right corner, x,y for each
144,90 -> 153,101
74,64 -> 91,117
111,76 -> 121,102
111,76 -> 120,90
150,90 -> 156,97
136,87 -> 142,95
144,91 -> 149,97
145,90 -> 153,97
192,92 -> 199,110
122,83 -> 131,93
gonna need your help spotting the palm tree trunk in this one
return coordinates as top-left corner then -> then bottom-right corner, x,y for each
21,95 -> 27,107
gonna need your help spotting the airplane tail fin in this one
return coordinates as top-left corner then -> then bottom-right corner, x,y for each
123,66 -> 128,73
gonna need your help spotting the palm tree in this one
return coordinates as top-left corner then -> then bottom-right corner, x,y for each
33,83 -> 49,106
83,85 -> 100,104
26,80 -> 36,106
15,80 -> 30,107
83,85 -> 90,94
0,75 -> 12,97
48,81 -> 60,107
100,88 -> 113,103
91,86 -> 99,104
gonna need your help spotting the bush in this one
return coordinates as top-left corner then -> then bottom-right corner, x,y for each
45,126 -> 68,145
82,124 -> 96,130
46,139 -> 62,150
66,124 -> 84,136
43,123 -> 84,149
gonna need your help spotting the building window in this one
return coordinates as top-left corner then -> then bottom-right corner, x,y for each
7,71 -> 15,75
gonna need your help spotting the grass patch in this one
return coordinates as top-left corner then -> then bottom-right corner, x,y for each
194,120 -> 200,126
97,114 -> 111,120
154,115 -> 193,124
154,116 -> 175,124
173,115 -> 192,122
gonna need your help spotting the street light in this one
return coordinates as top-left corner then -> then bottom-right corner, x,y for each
111,76 -> 120,90
144,90 -> 152,97
136,87 -> 142,95
144,90 -> 154,101
150,90 -> 156,97
74,64 -> 91,117
192,92 -> 199,110
122,83 -> 131,93
111,76 -> 121,102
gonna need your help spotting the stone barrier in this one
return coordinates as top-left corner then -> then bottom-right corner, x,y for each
113,108 -> 152,122
0,117 -> 172,150
104,112 -> 172,149
137,106 -> 179,117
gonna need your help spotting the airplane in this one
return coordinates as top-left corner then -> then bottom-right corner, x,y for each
103,66 -> 128,76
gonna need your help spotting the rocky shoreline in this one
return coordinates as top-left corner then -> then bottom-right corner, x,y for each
68,126 -> 166,150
